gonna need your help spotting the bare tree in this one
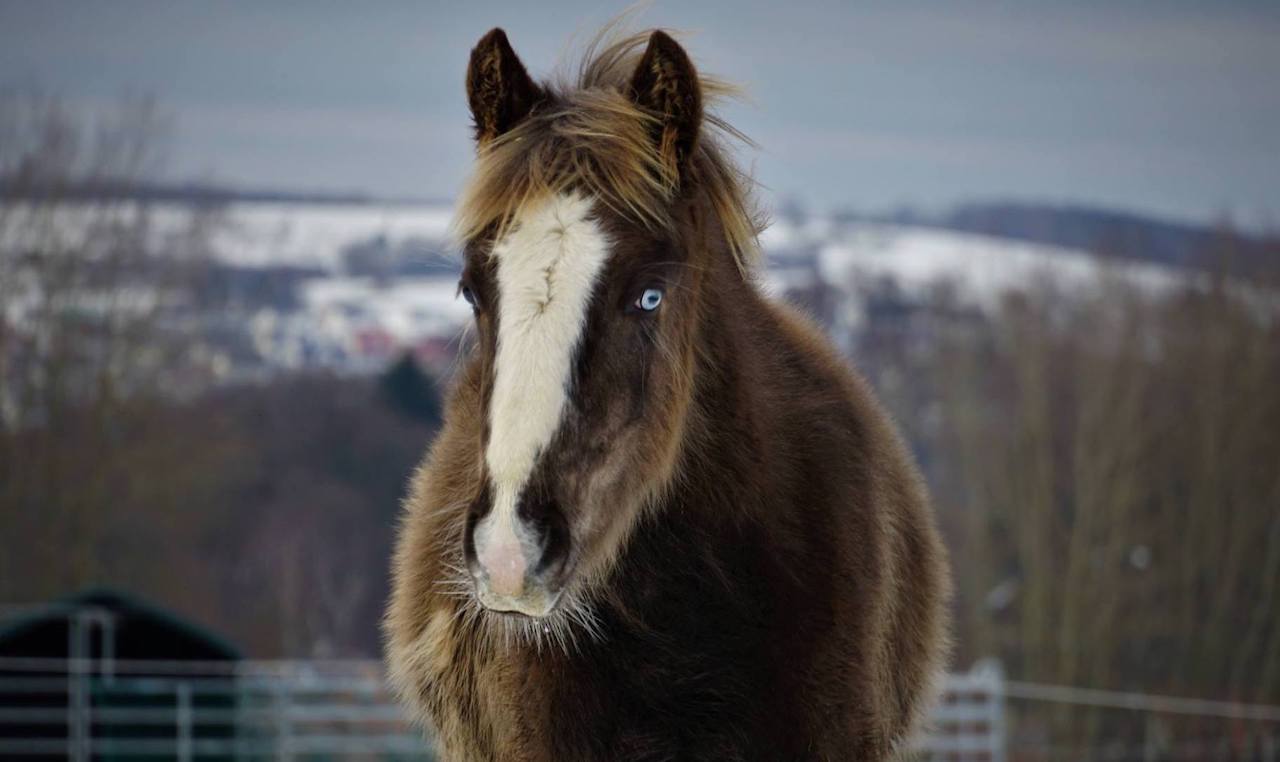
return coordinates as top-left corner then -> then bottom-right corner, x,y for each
0,92 -> 213,595
923,249 -> 1280,752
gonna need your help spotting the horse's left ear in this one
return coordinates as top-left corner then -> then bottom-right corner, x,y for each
467,28 -> 544,146
628,31 -> 703,181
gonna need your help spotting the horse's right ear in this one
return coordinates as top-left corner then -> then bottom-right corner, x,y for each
628,31 -> 703,182
466,28 -> 543,146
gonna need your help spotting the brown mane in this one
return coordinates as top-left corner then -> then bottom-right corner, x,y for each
452,28 -> 763,272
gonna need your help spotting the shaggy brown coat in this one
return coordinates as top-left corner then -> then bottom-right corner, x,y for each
386,26 -> 950,762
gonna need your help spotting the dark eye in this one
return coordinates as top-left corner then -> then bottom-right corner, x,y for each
459,282 -> 478,309
634,287 -> 663,312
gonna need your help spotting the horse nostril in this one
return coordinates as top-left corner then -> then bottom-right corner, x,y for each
529,500 -> 571,585
463,489 -> 490,570
463,513 -> 480,573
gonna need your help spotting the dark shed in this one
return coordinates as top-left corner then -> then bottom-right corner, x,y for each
0,588 -> 241,760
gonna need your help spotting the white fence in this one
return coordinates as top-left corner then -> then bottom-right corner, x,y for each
921,662 -> 1006,761
0,656 -> 1006,761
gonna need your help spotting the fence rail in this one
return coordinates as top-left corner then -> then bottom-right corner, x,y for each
0,657 -> 1006,761
0,657 -> 427,760
7,654 -> 1280,760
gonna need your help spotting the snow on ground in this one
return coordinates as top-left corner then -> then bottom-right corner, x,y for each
299,276 -> 472,342
2,201 -> 456,270
244,275 -> 474,372
759,215 -> 1182,312
188,202 -> 1170,307
11,200 -> 1170,308
8,199 -> 1205,375
818,224 -> 1179,309
199,204 -> 1187,354
195,202 -> 455,269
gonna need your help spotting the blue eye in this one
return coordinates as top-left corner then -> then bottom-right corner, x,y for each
635,287 -> 663,312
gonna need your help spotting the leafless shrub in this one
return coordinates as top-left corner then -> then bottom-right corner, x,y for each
0,92 -> 216,594
925,243 -> 1280,751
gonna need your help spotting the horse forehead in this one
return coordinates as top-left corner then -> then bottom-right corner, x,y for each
490,193 -> 608,267
489,192 -> 612,331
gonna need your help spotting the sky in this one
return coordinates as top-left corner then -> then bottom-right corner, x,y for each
2,1 -> 1278,226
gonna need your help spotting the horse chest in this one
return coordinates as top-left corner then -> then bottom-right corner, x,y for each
430,625 -> 780,761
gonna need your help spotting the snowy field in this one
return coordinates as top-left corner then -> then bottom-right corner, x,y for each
7,199 -> 1196,374
11,199 -> 1178,307
200,202 -> 455,269
761,215 -> 1178,309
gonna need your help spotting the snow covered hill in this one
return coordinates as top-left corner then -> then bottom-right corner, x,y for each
6,199 -> 1196,379
761,216 -> 1178,310
161,201 -> 1189,375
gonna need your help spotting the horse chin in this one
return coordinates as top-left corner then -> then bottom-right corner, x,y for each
475,584 -> 563,619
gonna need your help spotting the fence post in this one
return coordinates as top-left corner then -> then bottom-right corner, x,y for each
67,610 -> 91,762
274,680 -> 294,762
176,683 -> 193,762
234,669 -> 249,762
969,658 -> 1007,762
989,662 -> 1007,762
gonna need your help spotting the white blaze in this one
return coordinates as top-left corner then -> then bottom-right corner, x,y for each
473,193 -> 609,592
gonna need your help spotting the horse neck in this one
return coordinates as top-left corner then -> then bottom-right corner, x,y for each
669,243 -> 776,523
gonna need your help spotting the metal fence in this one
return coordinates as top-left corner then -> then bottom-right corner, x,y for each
920,662 -> 1006,761
0,656 -> 1008,761
0,657 -> 428,760
6,600 -> 1280,760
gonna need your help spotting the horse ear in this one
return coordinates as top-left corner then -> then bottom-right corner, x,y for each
628,31 -> 703,181
466,28 -> 544,145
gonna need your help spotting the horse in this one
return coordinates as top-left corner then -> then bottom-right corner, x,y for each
385,25 -> 951,761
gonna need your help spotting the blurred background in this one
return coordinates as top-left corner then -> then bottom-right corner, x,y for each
1,1 -> 1277,759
